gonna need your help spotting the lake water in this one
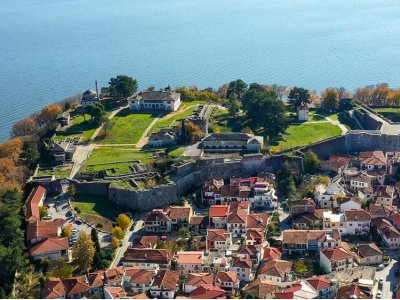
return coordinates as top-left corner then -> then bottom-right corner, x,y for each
1,0 -> 400,141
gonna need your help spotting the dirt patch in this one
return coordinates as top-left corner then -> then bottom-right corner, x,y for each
80,213 -> 114,232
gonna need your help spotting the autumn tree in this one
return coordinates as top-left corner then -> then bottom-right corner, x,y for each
62,226 -> 72,238
116,214 -> 131,231
287,87 -> 311,111
108,75 -> 138,100
0,138 -> 23,163
47,258 -> 73,279
111,237 -> 120,249
13,264 -> 41,299
36,104 -> 62,129
217,83 -> 229,98
72,232 -> 95,273
0,158 -> 16,182
11,117 -> 37,137
353,86 -> 373,105
371,84 -> 390,106
39,206 -> 48,220
184,122 -> 204,143
321,88 -> 339,111
112,226 -> 125,240
387,89 -> 400,106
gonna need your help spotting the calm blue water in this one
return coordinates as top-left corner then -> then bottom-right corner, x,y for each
1,0 -> 400,141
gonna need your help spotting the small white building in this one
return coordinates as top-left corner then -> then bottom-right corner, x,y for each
81,89 -> 100,107
297,105 -> 309,121
129,90 -> 181,112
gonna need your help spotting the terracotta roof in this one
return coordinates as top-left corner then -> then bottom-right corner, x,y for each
375,185 -> 395,198
216,271 -> 238,284
209,205 -> 229,218
62,276 -> 89,296
232,257 -> 252,269
247,213 -> 268,229
143,210 -> 170,222
246,228 -> 264,242
176,251 -> 203,265
104,286 -> 127,299
30,237 -> 69,256
243,278 -> 280,299
207,229 -> 230,242
168,206 -> 191,220
25,186 -> 46,222
203,179 -> 224,193
337,197 -> 362,206
283,230 -> 338,245
227,207 -> 247,224
190,284 -> 226,299
104,266 -> 124,284
229,201 -> 250,212
238,244 -> 260,256
292,213 -> 320,225
124,268 -> 155,284
131,293 -> 149,299
359,151 -> 387,166
26,220 -> 59,242
321,156 -> 351,172
131,236 -> 159,248
43,278 -> 65,299
185,273 -> 213,286
122,248 -> 172,265
321,247 -> 353,262
344,209 -> 371,222
275,281 -> 318,299
369,204 -> 397,218
220,185 -> 239,198
306,276 -> 333,290
87,271 -> 104,288
151,270 -> 179,291
391,213 -> 400,227
189,215 -> 209,226
263,247 -> 282,261
288,198 -> 315,207
381,224 -> 400,239
356,243 -> 383,258
257,259 -> 293,279
336,284 -> 371,299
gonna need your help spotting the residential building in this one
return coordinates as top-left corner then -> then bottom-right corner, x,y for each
275,281 -> 319,299
237,244 -> 262,266
167,206 -> 192,229
104,267 -> 124,286
257,259 -> 293,284
246,228 -> 265,245
209,205 -> 229,228
246,212 -> 268,230
263,247 -> 282,261
43,278 -> 66,299
30,237 -> 69,261
322,211 -> 346,234
306,276 -> 336,299
336,197 -> 362,212
62,276 -> 90,299
202,133 -> 263,152
319,247 -> 354,273
344,209 -> 371,235
368,203 -> 397,219
148,128 -> 178,147
374,185 -> 395,206
81,89 -> 99,107
129,90 -> 181,112
122,268 -> 156,295
292,213 -> 322,230
25,185 -> 46,223
48,141 -> 76,162
358,151 -> 387,171
289,198 -> 316,217
104,287 -> 127,299
344,171 -> 374,191
58,112 -> 71,126
190,284 -> 226,299
149,270 -> 179,299
314,183 -> 346,208
336,284 -> 372,299
202,179 -> 224,205
354,243 -> 383,266
121,248 -> 173,270
251,181 -> 277,209
242,278 -> 280,299
215,271 -> 240,296
373,218 -> 400,249
26,220 -> 62,245
183,273 -> 213,294
131,236 -> 159,249
226,201 -> 249,238
230,257 -> 253,282
206,229 -> 232,251
176,251 -> 203,275
143,210 -> 171,233
321,156 -> 351,175
86,271 -> 104,297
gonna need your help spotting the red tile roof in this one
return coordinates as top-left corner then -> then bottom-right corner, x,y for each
359,151 -> 387,166
151,270 -> 179,291
321,247 -> 353,262
257,259 -> 293,279
336,285 -> 371,299
131,236 -> 159,248
247,213 -> 268,229
143,210 -> 170,222
209,205 -> 229,218
26,220 -> 59,242
306,276 -> 333,290
43,278 -> 65,299
124,268 -> 155,285
185,273 -> 214,287
30,237 -> 69,256
216,271 -> 238,284
86,271 -> 104,288
232,257 -> 252,269
104,266 -> 124,284
104,286 -> 127,299
243,279 -> 280,298
122,248 -> 172,265
207,229 -> 230,242
344,209 -> 371,222
263,247 -> 282,261
176,251 -> 203,265
25,186 -> 46,222
168,206 -> 192,220
62,276 -> 89,296
190,284 -> 226,299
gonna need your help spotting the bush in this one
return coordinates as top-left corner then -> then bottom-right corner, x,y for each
95,223 -> 103,229
75,207 -> 81,214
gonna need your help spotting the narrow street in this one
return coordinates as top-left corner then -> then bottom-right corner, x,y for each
374,250 -> 399,299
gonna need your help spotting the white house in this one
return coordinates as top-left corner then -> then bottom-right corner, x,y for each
337,197 -> 362,213
257,259 -> 293,284
122,268 -> 156,294
375,185 -> 395,206
297,105 -> 309,121
129,90 -> 181,112
183,273 -> 213,294
319,247 -> 353,273
230,257 -> 253,283
176,251 -> 203,275
314,183 -> 346,209
344,209 -> 371,235
149,270 -> 179,299
81,89 -> 100,107
206,229 -> 232,251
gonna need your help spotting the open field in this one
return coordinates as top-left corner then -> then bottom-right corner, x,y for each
209,108 -> 245,133
36,164 -> 73,178
270,122 -> 342,152
95,110 -> 158,144
53,114 -> 97,143
71,195 -> 130,232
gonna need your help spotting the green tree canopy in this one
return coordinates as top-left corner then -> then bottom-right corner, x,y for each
287,87 -> 311,111
227,79 -> 248,99
321,88 -> 339,111
108,75 -> 138,100
303,150 -> 321,174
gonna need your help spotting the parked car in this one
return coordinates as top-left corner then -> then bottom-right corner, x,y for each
377,264 -> 384,271
376,291 -> 382,299
378,278 -> 384,288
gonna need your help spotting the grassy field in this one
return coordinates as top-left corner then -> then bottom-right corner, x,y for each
372,107 -> 400,113
54,114 -> 97,142
209,108 -> 245,133
36,164 -> 73,178
95,110 -> 158,144
71,195 -> 130,232
167,146 -> 185,159
270,122 -> 342,152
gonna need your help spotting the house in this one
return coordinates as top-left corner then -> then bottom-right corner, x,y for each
49,141 -> 76,162
81,89 -> 99,107
25,185 -> 46,223
131,236 -> 159,249
251,181 -> 277,209
358,151 -> 387,171
247,212 -> 268,230
237,244 -> 262,266
242,278 -> 280,299
202,133 -> 263,153
354,243 -> 383,266
374,185 -> 395,206
292,213 -> 322,230
43,278 -> 66,299
344,209 -> 371,235
143,210 -> 171,233
209,205 -> 230,228
230,257 -> 253,282
246,228 -> 265,245
122,268 -> 156,295
149,270 -> 180,299
373,218 -> 400,249
297,105 -> 309,121
306,276 -> 336,299
314,182 -> 346,208
275,281 -> 319,299
188,215 -> 209,234
226,201 -> 249,238
121,248 -> 173,269
263,247 -> 282,261
391,212 -> 400,230
282,229 -> 341,255
167,206 -> 192,229
176,251 -> 203,275
336,197 -> 362,212
368,203 -> 397,219
129,90 -> 181,112
336,284 -> 372,299
190,284 -> 226,299
183,273 -> 214,294
206,229 -> 232,251
202,253 -> 230,274
345,171 -> 374,191
86,271 -> 104,297
104,286 -> 127,299
219,179 -> 242,205
257,259 -> 293,284
289,198 -> 316,217
104,267 -> 124,286
202,179 -> 224,205
26,220 -> 62,244
30,237 -> 69,261
358,187 -> 374,201
62,276 -> 90,299
58,112 -> 71,126
321,156 -> 351,175
215,271 -> 240,296
148,128 -> 178,147
319,246 -> 354,273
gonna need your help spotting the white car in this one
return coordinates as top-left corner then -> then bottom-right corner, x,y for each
376,291 -> 382,299
378,278 -> 384,287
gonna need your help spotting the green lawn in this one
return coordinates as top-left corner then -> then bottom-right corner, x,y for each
36,164 -> 73,178
209,108 -> 245,133
270,122 -> 342,152
306,112 -> 325,122
167,146 -> 185,159
373,107 -> 400,113
54,114 -> 97,143
95,110 -> 158,144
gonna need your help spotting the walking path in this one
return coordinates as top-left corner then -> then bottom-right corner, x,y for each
292,114 -> 348,135
135,113 -> 162,149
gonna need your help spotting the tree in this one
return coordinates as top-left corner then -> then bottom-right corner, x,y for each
67,184 -> 76,199
102,117 -> 113,135
62,226 -> 72,238
353,86 -> 373,105
227,92 -> 241,117
217,83 -> 229,98
108,75 -> 138,100
303,150 -> 321,174
116,214 -> 131,231
287,87 -> 311,111
72,232 -> 95,273
387,89 -> 400,106
293,260 -> 309,274
47,258 -> 73,279
11,117 -> 37,137
0,158 -> 16,182
39,206 -> 48,220
183,122 -> 204,143
0,138 -> 23,163
36,104 -> 63,130
371,84 -> 390,106
86,103 -> 105,120
321,88 -> 339,111
112,226 -> 125,240
111,237 -> 120,249
227,79 -> 248,99
14,264 -> 41,299
91,228 -> 101,252
21,137 -> 40,166
178,227 -> 189,239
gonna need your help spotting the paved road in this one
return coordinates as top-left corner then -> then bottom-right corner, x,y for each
374,250 -> 399,299
183,142 -> 202,157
